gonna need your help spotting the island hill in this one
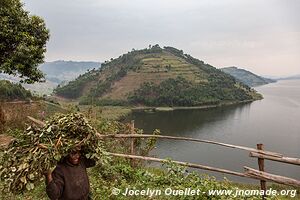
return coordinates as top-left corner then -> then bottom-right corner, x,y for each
54,45 -> 262,107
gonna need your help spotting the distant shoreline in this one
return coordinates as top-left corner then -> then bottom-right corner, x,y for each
131,99 -> 257,112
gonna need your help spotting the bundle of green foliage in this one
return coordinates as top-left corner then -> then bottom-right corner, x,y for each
0,80 -> 32,101
0,113 -> 108,193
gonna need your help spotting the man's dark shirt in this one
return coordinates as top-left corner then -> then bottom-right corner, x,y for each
46,156 -> 95,200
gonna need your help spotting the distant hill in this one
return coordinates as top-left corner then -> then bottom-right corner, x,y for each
221,67 -> 276,87
0,61 -> 101,95
276,74 -> 300,80
54,45 -> 262,107
40,60 -> 101,84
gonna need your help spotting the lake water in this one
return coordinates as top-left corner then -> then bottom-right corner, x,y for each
128,79 -> 300,183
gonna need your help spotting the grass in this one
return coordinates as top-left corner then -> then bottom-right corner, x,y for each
79,105 -> 132,121
0,100 -> 67,130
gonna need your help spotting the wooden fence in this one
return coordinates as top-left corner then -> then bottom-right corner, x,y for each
27,117 -> 300,198
101,121 -> 300,187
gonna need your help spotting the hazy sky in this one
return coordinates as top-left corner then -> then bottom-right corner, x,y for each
22,0 -> 300,76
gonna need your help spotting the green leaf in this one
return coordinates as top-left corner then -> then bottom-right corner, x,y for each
25,182 -> 34,190
54,154 -> 61,161
28,173 -> 35,180
20,176 -> 27,184
46,127 -> 52,133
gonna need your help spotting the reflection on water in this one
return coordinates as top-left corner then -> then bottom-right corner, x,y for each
127,80 -> 300,183
131,103 -> 252,139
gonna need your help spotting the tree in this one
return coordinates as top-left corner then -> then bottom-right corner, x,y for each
0,0 -> 50,83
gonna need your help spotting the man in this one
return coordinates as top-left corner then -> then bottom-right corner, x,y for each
44,146 -> 96,200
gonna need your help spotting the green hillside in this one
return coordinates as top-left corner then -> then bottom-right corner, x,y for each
221,67 -> 276,87
0,80 -> 32,101
54,45 -> 262,106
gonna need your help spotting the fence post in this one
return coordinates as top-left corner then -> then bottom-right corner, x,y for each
130,120 -> 135,166
0,105 -> 5,132
257,143 -> 267,199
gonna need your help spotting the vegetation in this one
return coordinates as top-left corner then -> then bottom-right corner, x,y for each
128,76 -> 256,106
79,105 -> 131,121
144,47 -> 262,105
0,80 -> 32,101
88,161 -> 257,200
0,0 -> 49,83
79,97 -> 129,106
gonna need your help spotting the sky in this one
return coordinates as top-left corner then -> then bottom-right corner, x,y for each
22,0 -> 300,77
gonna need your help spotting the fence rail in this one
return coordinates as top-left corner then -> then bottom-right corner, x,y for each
249,151 -> 300,166
99,133 -> 283,157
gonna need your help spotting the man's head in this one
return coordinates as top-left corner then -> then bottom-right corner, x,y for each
68,146 -> 81,165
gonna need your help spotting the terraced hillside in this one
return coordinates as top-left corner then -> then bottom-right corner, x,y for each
103,49 -> 209,100
54,45 -> 262,106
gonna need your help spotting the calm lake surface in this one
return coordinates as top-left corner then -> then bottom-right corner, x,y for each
128,79 -> 300,183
